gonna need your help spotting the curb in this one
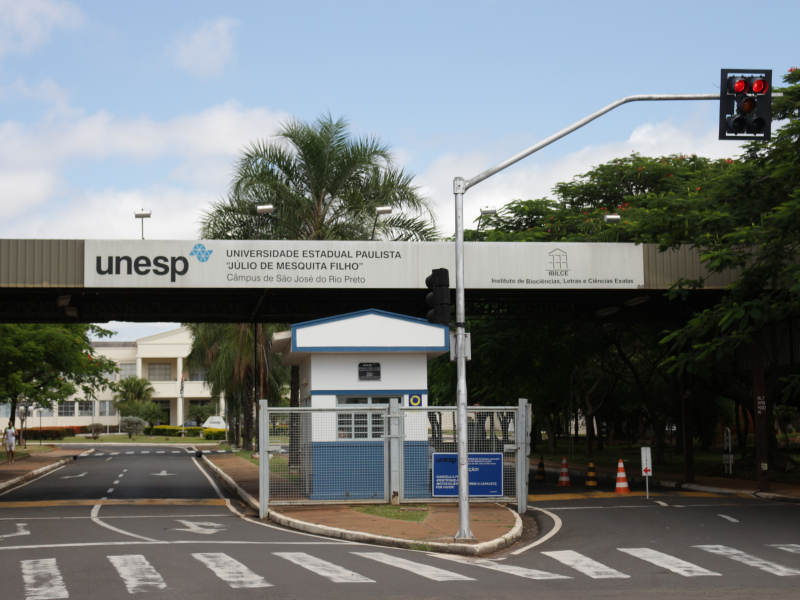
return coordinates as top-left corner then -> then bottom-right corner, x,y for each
0,449 -> 94,492
200,455 -> 523,556
529,464 -> 800,503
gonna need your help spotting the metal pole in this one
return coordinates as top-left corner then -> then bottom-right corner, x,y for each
453,177 -> 474,540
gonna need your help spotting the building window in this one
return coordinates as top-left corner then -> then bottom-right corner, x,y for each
188,368 -> 206,381
78,401 -> 93,417
0,404 -> 10,419
58,402 -> 75,417
99,401 -> 117,417
36,405 -> 53,417
335,396 -> 397,440
148,363 -> 172,381
119,362 -> 136,379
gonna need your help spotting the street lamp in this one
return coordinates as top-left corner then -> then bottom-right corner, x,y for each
586,213 -> 621,241
35,407 -> 43,446
475,206 -> 496,241
371,206 -> 392,241
256,205 -> 274,215
134,209 -> 151,240
17,404 -> 30,450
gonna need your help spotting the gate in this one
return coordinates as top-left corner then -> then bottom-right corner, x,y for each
259,399 -> 530,518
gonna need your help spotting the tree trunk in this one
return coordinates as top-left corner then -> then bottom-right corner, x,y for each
586,415 -> 595,457
241,372 -> 254,452
596,418 -> 605,451
546,420 -> 556,453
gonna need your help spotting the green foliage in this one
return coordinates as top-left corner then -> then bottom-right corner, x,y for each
186,402 -> 215,427
113,377 -> 155,417
119,416 -> 146,439
203,428 -> 227,440
0,324 -> 118,424
139,402 -> 167,429
87,423 -> 104,440
146,425 -> 203,437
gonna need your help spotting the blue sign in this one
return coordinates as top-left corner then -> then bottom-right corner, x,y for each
409,394 -> 422,407
432,452 -> 504,497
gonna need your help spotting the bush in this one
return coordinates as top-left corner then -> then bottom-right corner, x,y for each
203,428 -> 226,440
87,423 -> 104,440
21,427 -> 67,441
120,416 -> 146,438
145,425 -> 204,437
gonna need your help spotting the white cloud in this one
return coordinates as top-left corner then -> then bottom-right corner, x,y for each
170,17 -> 238,79
0,0 -> 82,57
417,119 -> 746,237
0,101 -> 288,240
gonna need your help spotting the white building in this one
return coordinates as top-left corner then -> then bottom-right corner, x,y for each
1,327 -> 220,429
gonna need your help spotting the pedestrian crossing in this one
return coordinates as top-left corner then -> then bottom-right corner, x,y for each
89,450 -> 230,457
12,544 -> 800,597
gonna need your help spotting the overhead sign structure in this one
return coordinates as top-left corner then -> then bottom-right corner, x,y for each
84,240 -> 645,291
432,452 -> 503,497
641,446 -> 652,499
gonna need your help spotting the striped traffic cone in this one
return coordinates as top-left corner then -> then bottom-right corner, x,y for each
585,462 -> 598,488
536,457 -> 546,483
558,457 -> 571,487
615,458 -> 631,494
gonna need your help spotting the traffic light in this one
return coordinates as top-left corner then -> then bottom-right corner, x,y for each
425,268 -> 451,325
719,69 -> 772,141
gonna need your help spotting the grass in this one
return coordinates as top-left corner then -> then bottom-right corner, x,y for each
531,437 -> 800,485
58,434 -> 213,444
351,504 -> 429,522
6,444 -> 57,461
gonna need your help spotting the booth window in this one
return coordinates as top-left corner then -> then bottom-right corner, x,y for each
335,396 -> 399,440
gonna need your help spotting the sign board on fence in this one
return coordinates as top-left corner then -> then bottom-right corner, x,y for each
432,452 -> 503,497
641,446 -> 652,477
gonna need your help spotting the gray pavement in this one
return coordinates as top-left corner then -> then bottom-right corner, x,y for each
0,444 -> 799,599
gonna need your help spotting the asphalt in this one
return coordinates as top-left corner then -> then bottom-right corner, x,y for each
0,445 -> 798,599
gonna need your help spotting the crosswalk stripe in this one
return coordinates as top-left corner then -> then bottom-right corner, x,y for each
274,552 -> 374,583
157,451 -> 164,454
108,555 -> 167,593
694,545 -> 800,576
437,555 -> 569,580
771,544 -> 800,554
125,452 -> 133,455
141,451 -> 149,454
542,550 -> 630,579
618,548 -> 720,577
172,451 -> 179,454
21,558 -> 69,599
95,453 -> 105,456
352,552 -> 474,581
110,453 -> 119,456
192,553 -> 272,588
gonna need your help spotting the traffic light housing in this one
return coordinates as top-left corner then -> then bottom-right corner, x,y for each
719,69 -> 772,141
425,268 -> 451,325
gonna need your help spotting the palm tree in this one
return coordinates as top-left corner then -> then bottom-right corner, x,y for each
139,402 -> 167,430
113,376 -> 155,417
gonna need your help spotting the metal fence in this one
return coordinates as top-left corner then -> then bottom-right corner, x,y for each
259,399 -> 529,517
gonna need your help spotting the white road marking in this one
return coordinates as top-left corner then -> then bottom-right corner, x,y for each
60,472 -> 88,479
118,474 -> 124,478
718,514 -> 739,523
106,458 -> 113,461
107,488 -> 114,494
511,507 -> 562,555
0,466 -> 67,498
437,555 -> 569,580
141,451 -> 149,454
275,552 -> 374,582
542,550 -> 630,579
95,453 -> 105,456
654,501 -> 668,507
21,558 -> 69,599
618,548 -> 721,577
113,481 -> 120,484
90,505 -> 100,518
772,544 -> 800,554
111,453 -> 119,456
353,552 -> 474,581
0,523 -> 30,539
695,545 -> 800,576
123,469 -> 127,472
125,452 -> 133,455
151,470 -> 175,477
0,541 -> 353,552
217,451 -> 225,453
157,451 -> 164,454
101,497 -> 107,500
172,451 -> 179,454
192,552 -> 272,588
171,521 -> 226,535
90,505 -> 157,542
108,554 -> 167,593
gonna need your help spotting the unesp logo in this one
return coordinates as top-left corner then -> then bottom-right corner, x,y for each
189,243 -> 213,263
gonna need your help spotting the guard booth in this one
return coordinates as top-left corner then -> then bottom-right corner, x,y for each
260,309 -> 529,515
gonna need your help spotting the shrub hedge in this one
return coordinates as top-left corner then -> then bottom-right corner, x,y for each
203,428 -> 226,440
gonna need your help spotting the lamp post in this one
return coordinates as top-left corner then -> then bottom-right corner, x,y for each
134,209 -> 151,240
371,206 -> 392,241
253,203 -> 274,453
474,206 -> 496,241
17,404 -> 29,450
36,407 -> 43,446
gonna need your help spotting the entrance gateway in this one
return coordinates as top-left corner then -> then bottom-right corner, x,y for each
258,309 -> 530,517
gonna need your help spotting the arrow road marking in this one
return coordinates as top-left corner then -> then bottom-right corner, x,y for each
169,520 -> 227,535
151,470 -> 176,476
0,523 -> 30,539
60,472 -> 88,479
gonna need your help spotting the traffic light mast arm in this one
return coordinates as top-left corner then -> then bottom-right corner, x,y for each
464,92 -> 781,191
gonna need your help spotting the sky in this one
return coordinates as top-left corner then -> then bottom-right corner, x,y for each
1,0 -> 796,340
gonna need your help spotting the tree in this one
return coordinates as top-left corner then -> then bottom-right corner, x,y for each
119,416 -> 146,439
0,324 -> 118,425
139,402 -> 167,430
187,402 -> 214,427
113,376 -> 155,417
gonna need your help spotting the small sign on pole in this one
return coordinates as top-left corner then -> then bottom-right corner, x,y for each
641,446 -> 652,499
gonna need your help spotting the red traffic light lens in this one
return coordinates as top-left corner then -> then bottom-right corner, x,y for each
734,79 -> 746,93
751,78 -> 767,94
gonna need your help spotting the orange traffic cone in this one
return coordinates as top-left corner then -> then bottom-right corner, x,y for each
558,457 -> 571,487
615,458 -> 630,494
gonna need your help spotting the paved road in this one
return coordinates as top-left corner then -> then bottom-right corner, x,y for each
1,446 -> 798,599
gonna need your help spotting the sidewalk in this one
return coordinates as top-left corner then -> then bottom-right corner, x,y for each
530,456 -> 800,502
0,446 -> 87,491
203,453 -> 522,555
